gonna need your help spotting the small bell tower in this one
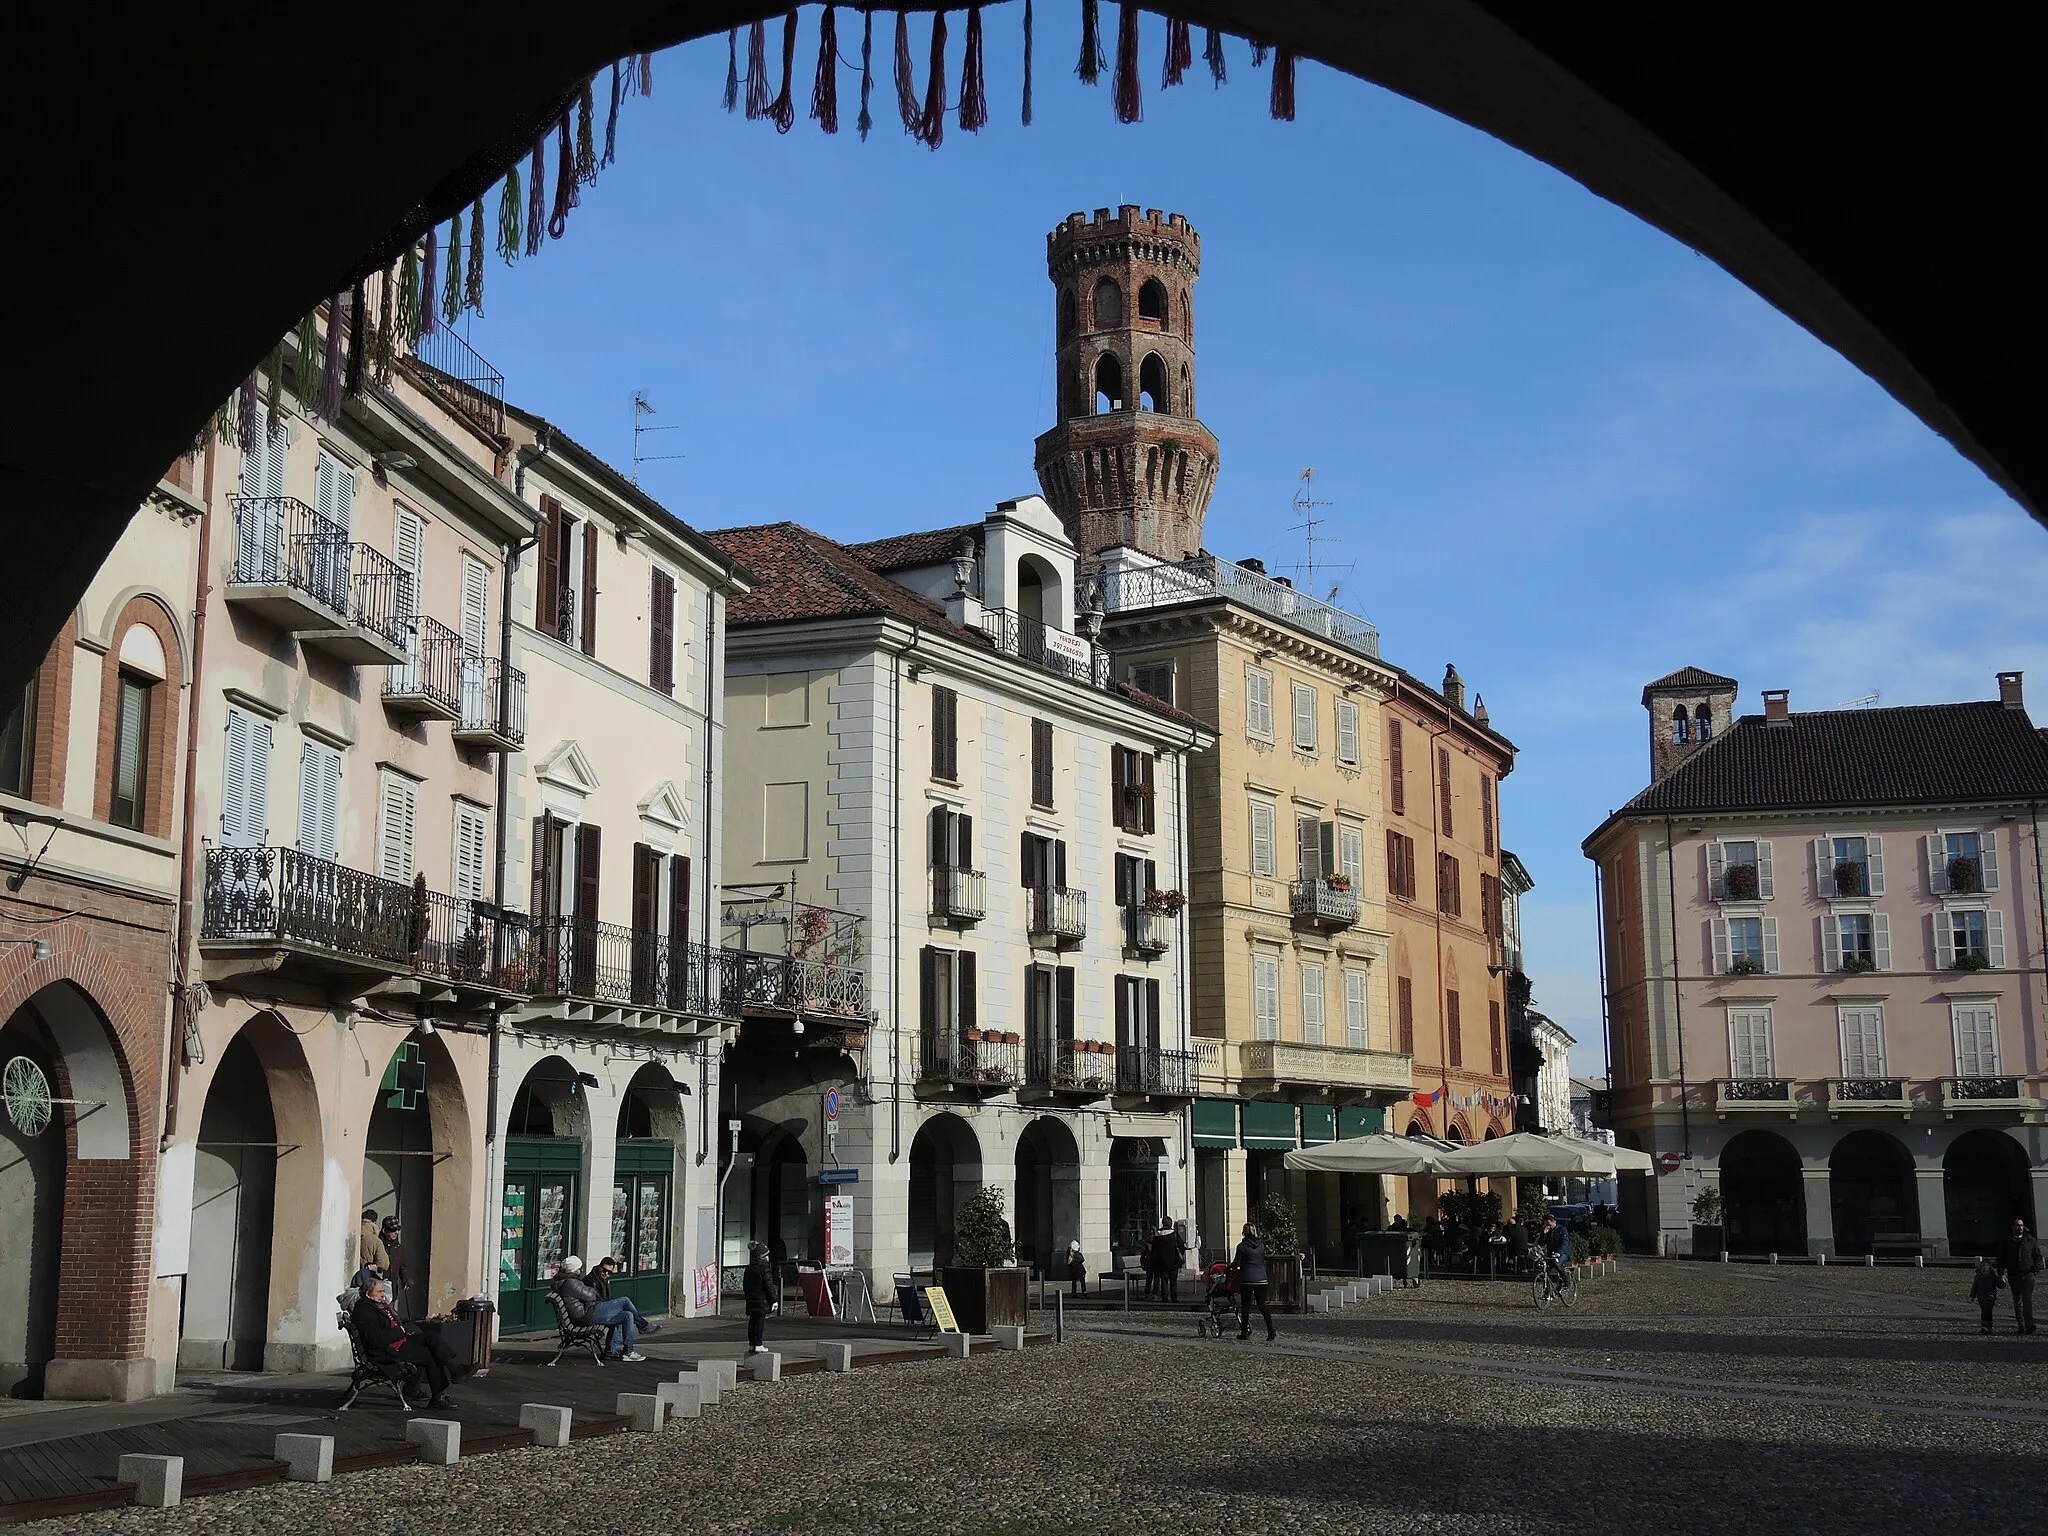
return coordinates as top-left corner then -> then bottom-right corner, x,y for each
1033,206 -> 1219,562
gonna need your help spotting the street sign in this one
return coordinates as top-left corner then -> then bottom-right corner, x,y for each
923,1285 -> 960,1334
825,1194 -> 853,1266
819,1168 -> 859,1185
824,1087 -> 840,1120
1657,1151 -> 1683,1174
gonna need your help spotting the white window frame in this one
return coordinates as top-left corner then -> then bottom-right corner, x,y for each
1343,968 -> 1368,1049
1936,902 -> 2003,970
1249,798 -> 1277,878
1815,831 -> 1884,899
1339,825 -> 1364,892
1822,906 -> 1890,973
1291,682 -> 1318,753
1837,1003 -> 1887,1079
1335,699 -> 1360,767
1245,666 -> 1274,741
1707,837 -> 1773,901
1930,828 -> 1999,894
295,738 -> 341,863
1300,962 -> 1326,1045
1726,1005 -> 1774,1078
1712,912 -> 1778,975
1252,953 -> 1281,1041
1951,999 -> 2001,1077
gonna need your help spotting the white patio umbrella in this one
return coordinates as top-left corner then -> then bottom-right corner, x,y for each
1283,1133 -> 1454,1177
1433,1131 -> 1653,1178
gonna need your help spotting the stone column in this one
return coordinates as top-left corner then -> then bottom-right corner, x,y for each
1914,1168 -> 1951,1259
1221,1148 -> 1249,1254
1801,1167 -> 1836,1258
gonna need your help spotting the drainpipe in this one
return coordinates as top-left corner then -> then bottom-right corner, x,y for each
2031,800 -> 2046,1033
1175,732 -> 1194,1230
700,583 -> 719,1168
1664,814 -> 1692,1160
1593,857 -> 1612,1085
1424,708 -> 1453,1137
163,437 -> 217,1148
889,630 -> 922,1163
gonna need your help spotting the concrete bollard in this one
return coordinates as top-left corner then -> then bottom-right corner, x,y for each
1308,1293 -> 1332,1314
991,1325 -> 1025,1351
1818,1253 -> 1827,1267
616,1392 -> 665,1432
1769,1252 -> 1778,1265
1866,1254 -> 1876,1268
1916,1254 -> 1925,1268
657,1379 -> 703,1419
944,1333 -> 972,1359
1372,1275 -> 1392,1295
818,1342 -> 855,1372
749,1351 -> 782,1382
405,1419 -> 461,1466
117,1455 -> 182,1508
275,1434 -> 333,1484
698,1359 -> 738,1397
1721,1251 -> 1730,1264
519,1403 -> 573,1448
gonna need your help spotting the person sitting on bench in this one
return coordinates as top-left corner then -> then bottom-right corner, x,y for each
351,1276 -> 461,1409
553,1256 -> 661,1360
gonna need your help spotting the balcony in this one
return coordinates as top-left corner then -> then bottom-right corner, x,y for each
1028,886 -> 1087,946
728,950 -> 869,1022
451,655 -> 527,751
1116,1046 -> 1198,1100
1290,876 -> 1359,930
526,917 -> 739,1019
227,497 -> 409,664
1126,906 -> 1174,955
1100,552 -> 1381,662
384,615 -> 463,720
1714,1078 -> 1797,1117
1022,1036 -> 1115,1100
978,607 -> 1110,689
1825,1078 -> 1911,1116
1236,1040 -> 1411,1100
1826,860 -> 1872,899
406,325 -> 506,440
1941,1077 -> 2043,1116
917,1025 -> 1021,1093
930,865 -> 987,925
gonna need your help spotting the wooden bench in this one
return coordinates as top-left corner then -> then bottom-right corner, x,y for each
335,1294 -> 416,1413
542,1289 -> 610,1367
1869,1232 -> 1934,1259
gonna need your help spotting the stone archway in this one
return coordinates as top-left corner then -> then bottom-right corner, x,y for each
612,1062 -> 686,1314
1720,1129 -> 1805,1256
363,1028 -> 474,1320
1945,1129 -> 2034,1257
1014,1116 -> 1081,1279
908,1113 -> 981,1271
1829,1130 -> 1916,1257
497,1053 -> 589,1331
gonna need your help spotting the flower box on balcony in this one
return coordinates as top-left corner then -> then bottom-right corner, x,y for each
1948,856 -> 1982,894
1001,1031 -> 1021,1046
962,1029 -> 984,1043
1142,889 -> 1185,916
1324,875 -> 1352,892
1838,955 -> 1879,975
1952,952 -> 1991,972
1722,864 -> 1760,901
1726,958 -> 1765,976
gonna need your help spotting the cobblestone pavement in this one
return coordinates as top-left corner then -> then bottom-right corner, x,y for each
37,1263 -> 2045,1536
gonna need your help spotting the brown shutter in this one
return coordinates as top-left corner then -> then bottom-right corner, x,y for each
531,812 -> 557,920
1481,773 -> 1495,855
957,949 -> 977,1033
1021,831 -> 1036,889
958,813 -> 972,868
1024,963 -> 1040,1041
650,568 -> 675,694
580,520 -> 599,655
1110,745 -> 1126,829
1032,719 -> 1053,807
538,498 -> 562,636
669,854 -> 691,942
920,946 -> 937,1034
1438,747 -> 1453,837
1142,753 -> 1156,834
1447,989 -> 1462,1068
1397,976 -> 1414,1054
1054,839 -> 1067,888
1319,821 -> 1336,876
575,822 -> 602,923
1386,829 -> 1400,899
1145,977 -> 1161,1048
1056,965 -> 1075,1042
929,804 -> 946,866
1388,719 -> 1405,815
1114,974 -> 1130,1048
632,842 -> 658,933
1489,1000 -> 1503,1076
1406,837 -> 1417,899
931,686 -> 957,781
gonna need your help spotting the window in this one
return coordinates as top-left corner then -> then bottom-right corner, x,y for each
1129,660 -> 1175,706
1292,683 -> 1318,752
1339,825 -> 1364,892
1438,747 -> 1454,837
1253,954 -> 1281,1040
459,551 -> 490,659
1489,1000 -> 1504,1076
1031,718 -> 1054,808
1695,704 -> 1713,741
1672,707 -> 1690,744
1115,972 -> 1161,1052
1480,774 -> 1495,856
1246,667 -> 1274,739
1838,1004 -> 1886,1078
931,804 -> 973,869
1249,799 -> 1277,877
1335,700 -> 1360,767
1952,1001 -> 2000,1077
762,783 -> 809,862
920,946 -> 978,1038
1386,829 -> 1417,900
1138,353 -> 1168,413
1938,906 -> 2003,970
1,672 -> 37,798
1021,832 -> 1066,891
1344,969 -> 1368,1049
1397,975 -> 1415,1053
762,671 -> 810,727
1932,830 -> 1999,894
1388,720 -> 1405,815
1093,352 -> 1124,413
1436,851 -> 1462,918
1479,872 -> 1496,939
1713,914 -> 1778,974
649,567 -> 676,695
1112,744 -> 1155,834
1092,277 -> 1123,328
931,686 -> 958,780
1818,834 -> 1882,898
453,802 -> 490,903
377,770 -> 418,882
1059,287 -> 1078,339
1297,813 -> 1326,882
394,506 -> 425,622
1300,964 -> 1326,1045
295,740 -> 341,862
219,706 -> 274,848
1824,910 -> 1890,973
1138,277 -> 1167,323
108,671 -> 152,830
1447,989 -> 1463,1068
1709,838 -> 1773,901
536,496 -> 575,644
1115,852 -> 1156,908
314,449 -> 356,531
1728,1006 -> 1774,1078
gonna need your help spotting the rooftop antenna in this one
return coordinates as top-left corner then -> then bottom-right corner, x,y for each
1278,468 -> 1351,602
631,391 -> 685,486
1837,690 -> 1881,709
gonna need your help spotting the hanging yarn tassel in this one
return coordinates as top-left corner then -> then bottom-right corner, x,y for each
549,112 -> 578,240
345,282 -> 367,398
856,10 -> 874,139
745,20 -> 770,119
1270,46 -> 1295,120
237,370 -> 260,454
1113,2 -> 1141,123
723,29 -> 740,111
575,77 -> 598,183
398,241 -> 422,344
441,216 -> 464,327
1251,40 -> 1269,67
604,62 -> 621,167
296,312 -> 322,405
768,10 -> 798,133
467,198 -> 486,313
811,4 -> 839,133
1076,0 -> 1103,83
421,221 -> 439,336
212,400 -> 235,449
317,297 -> 341,418
918,10 -> 947,148
525,140 -> 546,256
266,339 -> 285,417
894,11 -> 919,134
1021,0 -> 1034,124
1163,16 -> 1190,87
959,6 -> 986,132
639,52 -> 653,96
1204,26 -> 1226,85
372,273 -> 393,380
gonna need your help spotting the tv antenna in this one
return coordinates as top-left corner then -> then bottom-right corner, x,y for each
1278,468 -> 1352,603
631,392 -> 686,485
1837,690 -> 1881,709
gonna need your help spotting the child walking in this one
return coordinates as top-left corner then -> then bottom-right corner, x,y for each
1971,1256 -> 2004,1335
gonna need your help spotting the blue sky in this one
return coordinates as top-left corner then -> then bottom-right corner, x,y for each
460,18 -> 2048,1074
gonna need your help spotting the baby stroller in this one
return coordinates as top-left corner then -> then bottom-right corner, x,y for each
1198,1261 -> 1239,1338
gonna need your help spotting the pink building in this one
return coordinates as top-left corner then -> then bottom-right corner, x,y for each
1586,668 -> 2048,1258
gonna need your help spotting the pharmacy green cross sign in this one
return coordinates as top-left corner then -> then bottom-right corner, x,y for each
381,1040 -> 427,1111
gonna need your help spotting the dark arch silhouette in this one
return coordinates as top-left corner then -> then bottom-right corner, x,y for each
1138,278 -> 1168,324
1094,352 -> 1124,414
1138,353 -> 1168,413
1830,1129 -> 1916,1257
1090,276 -> 1123,330
1720,1129 -> 1804,1255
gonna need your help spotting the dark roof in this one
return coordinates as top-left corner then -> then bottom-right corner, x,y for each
1603,701 -> 2048,830
1640,665 -> 1738,705
844,524 -> 980,572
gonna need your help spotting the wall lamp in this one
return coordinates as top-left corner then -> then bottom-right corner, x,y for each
1,937 -> 53,961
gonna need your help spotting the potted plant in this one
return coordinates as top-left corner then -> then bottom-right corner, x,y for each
1255,1193 -> 1306,1311
1839,954 -> 1878,975
1953,951 -> 1991,972
1949,855 -> 1981,894
1832,860 -> 1866,897
1002,1030 -> 1021,1046
1727,957 -> 1765,976
1723,862 -> 1760,901
941,1186 -> 1027,1334
1690,1186 -> 1726,1260
1142,889 -> 1186,916
962,1028 -> 983,1043
1324,873 -> 1352,892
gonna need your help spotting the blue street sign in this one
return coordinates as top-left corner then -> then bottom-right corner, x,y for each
819,1168 -> 859,1185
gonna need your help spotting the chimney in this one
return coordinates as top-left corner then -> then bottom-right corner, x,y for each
1762,689 -> 1791,724
1238,556 -> 1266,576
1443,664 -> 1466,713
1998,670 -> 2024,709
1473,695 -> 1491,728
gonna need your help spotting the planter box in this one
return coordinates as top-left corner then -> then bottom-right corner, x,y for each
940,1266 -> 1029,1334
1266,1255 -> 1305,1313
1692,1224 -> 1726,1260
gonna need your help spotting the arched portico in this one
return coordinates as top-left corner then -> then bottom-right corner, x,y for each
1720,1129 -> 1804,1256
497,1054 -> 591,1331
1014,1116 -> 1081,1278
1829,1130 -> 1916,1258
363,1028 -> 474,1320
1945,1129 -> 2034,1257
908,1113 -> 982,1271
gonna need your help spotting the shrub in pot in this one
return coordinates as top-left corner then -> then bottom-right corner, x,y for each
1689,1186 -> 1725,1260
942,1187 -> 1026,1333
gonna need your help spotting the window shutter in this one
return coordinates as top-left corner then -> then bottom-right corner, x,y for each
1711,917 -> 1730,974
1707,842 -> 1725,901
1337,701 -> 1358,765
575,822 -> 602,924
531,814 -> 555,920
932,687 -> 957,781
1981,830 -> 2000,891
1438,748 -> 1453,837
1756,840 -> 1774,899
1054,839 -> 1067,887
919,947 -> 937,1032
1871,911 -> 1891,971
1141,753 -> 1156,834
1143,858 -> 1156,894
1110,744 -> 1126,826
1761,917 -> 1780,974
1865,836 -> 1885,895
296,742 -> 324,858
394,508 -> 425,620
1397,975 -> 1414,1053
1251,802 -> 1274,877
1405,837 -> 1418,898
1489,1000 -> 1503,1075
1301,965 -> 1324,1045
1032,719 -> 1053,807
1341,827 -> 1363,889
958,814 -> 973,868
1446,990 -> 1462,1067
537,498 -> 562,635
1388,720 -> 1405,814
649,569 -> 675,694
668,855 -> 691,942
234,713 -> 271,848
1927,834 -> 1948,895
1056,965 -> 1074,1040
377,774 -> 416,881
1480,775 -> 1495,856
1293,684 -> 1315,749
632,843 -> 659,934
1113,973 -> 1130,1049
1021,831 -> 1035,889
1345,970 -> 1367,1048
580,520 -> 599,655
1145,977 -> 1161,1047
1934,912 -> 1955,969
930,805 -> 946,867
959,951 -> 977,1031
454,806 -> 488,902
460,554 -> 490,657
1319,821 -> 1336,876
1822,914 -> 1842,973
1987,909 -> 2006,969
1814,837 -> 1832,899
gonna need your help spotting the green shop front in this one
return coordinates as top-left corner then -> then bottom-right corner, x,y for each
498,1135 -> 581,1333
608,1139 -> 675,1316
1193,1098 -> 1387,1266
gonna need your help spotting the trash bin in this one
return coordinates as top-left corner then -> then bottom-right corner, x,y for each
1355,1231 -> 1424,1286
451,1296 -> 495,1374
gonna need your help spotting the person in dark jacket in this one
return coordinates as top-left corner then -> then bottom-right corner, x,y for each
1970,1256 -> 2004,1335
1997,1218 -> 2042,1334
351,1276 -> 459,1408
1231,1223 -> 1276,1342
1162,1221 -> 1189,1303
553,1256 -> 658,1360
1065,1239 -> 1087,1296
743,1241 -> 777,1354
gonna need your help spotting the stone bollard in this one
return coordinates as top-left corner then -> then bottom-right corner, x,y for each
1768,1252 -> 1778,1265
1372,1275 -> 1392,1295
117,1455 -> 183,1509
1916,1254 -> 1925,1268
698,1359 -> 738,1398
520,1403 -> 573,1448
991,1325 -> 1025,1351
1721,1251 -> 1730,1264
818,1342 -> 856,1372
616,1393 -> 665,1432
657,1379 -> 703,1419
406,1419 -> 461,1466
1818,1253 -> 1827,1267
276,1434 -> 334,1484
1308,1292 -> 1332,1314
749,1351 -> 782,1383
944,1333 -> 972,1359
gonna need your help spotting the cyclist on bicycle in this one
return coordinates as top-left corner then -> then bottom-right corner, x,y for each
1539,1215 -> 1571,1278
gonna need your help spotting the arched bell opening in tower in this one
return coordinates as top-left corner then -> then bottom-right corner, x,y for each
1094,353 -> 1124,414
1138,354 -> 1168,413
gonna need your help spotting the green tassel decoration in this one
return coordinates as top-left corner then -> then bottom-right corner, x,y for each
498,165 -> 522,264
467,200 -> 486,313
398,241 -> 422,344
295,311 -> 322,405
442,216 -> 463,326
265,340 -> 284,418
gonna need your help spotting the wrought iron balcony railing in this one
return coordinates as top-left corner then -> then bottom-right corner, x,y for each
1826,1077 -> 1908,1107
728,950 -> 869,1019
1715,1078 -> 1794,1113
1025,1036 -> 1114,1096
407,325 -> 506,439
1116,1046 -> 1198,1099
346,542 -> 410,651
918,1025 -> 1021,1089
931,865 -> 987,924
228,496 -> 408,660
978,607 -> 1110,688
1028,885 -> 1087,943
1126,906 -> 1174,954
524,916 -> 737,1015
385,615 -> 464,717
1291,876 -> 1359,928
1099,553 -> 1381,661
1943,1076 -> 2027,1107
231,495 -> 349,609
453,655 -> 527,750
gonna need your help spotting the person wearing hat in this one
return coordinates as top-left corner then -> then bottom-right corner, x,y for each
551,1256 -> 660,1360
379,1215 -> 409,1316
358,1209 -> 389,1277
742,1241 -> 777,1355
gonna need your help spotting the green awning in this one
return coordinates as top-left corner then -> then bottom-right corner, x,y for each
1242,1100 -> 1299,1150
1192,1098 -> 1240,1148
1338,1106 -> 1386,1139
1300,1105 -> 1337,1145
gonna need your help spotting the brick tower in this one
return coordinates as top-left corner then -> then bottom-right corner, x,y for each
1034,206 -> 1219,562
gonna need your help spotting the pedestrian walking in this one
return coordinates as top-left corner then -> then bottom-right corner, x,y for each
1140,1227 -> 1160,1301
358,1208 -> 389,1277
1997,1218 -> 2042,1335
1970,1256 -> 2004,1335
1165,1220 -> 1189,1304
743,1240 -> 777,1355
1232,1223 -> 1276,1343
1065,1239 -> 1087,1296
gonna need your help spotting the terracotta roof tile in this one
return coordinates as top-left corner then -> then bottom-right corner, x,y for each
844,524 -> 981,573
1640,665 -> 1739,705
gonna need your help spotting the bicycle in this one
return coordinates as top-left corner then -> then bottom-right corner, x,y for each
1531,1254 -> 1577,1308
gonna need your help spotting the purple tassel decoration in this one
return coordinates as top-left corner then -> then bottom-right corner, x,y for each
811,4 -> 839,134
238,370 -> 261,454
724,29 -> 740,112
857,10 -> 874,139
768,9 -> 798,133
549,112 -> 577,239
318,294 -> 345,421
746,20 -> 770,119
639,52 -> 653,95
467,199 -> 486,313
960,6 -> 987,132
1113,2 -> 1141,123
420,221 -> 439,336
1022,0 -> 1034,124
1205,26 -> 1226,85
894,11 -> 919,133
525,140 -> 546,257
1077,0 -> 1103,83
604,63 -> 621,168
1163,17 -> 1191,88
1270,47 -> 1295,119
919,10 -> 947,149
575,77 -> 598,183
344,281 -> 366,398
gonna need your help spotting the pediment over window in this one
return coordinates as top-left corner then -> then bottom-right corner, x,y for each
638,779 -> 690,831
534,740 -> 601,798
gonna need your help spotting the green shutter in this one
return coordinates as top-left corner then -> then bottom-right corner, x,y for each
613,1139 -> 674,1175
1241,1100 -> 1299,1149
1192,1098 -> 1240,1148
506,1134 -> 585,1173
1300,1105 -> 1336,1145
1338,1106 -> 1386,1139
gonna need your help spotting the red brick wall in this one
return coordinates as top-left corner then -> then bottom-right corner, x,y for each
23,615 -> 74,806
92,597 -> 184,837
